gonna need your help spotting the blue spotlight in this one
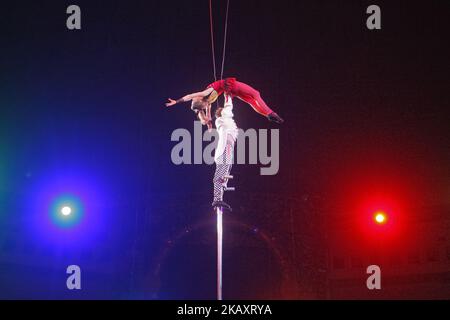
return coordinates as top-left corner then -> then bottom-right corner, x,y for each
29,171 -> 107,247
50,194 -> 84,228
61,206 -> 72,216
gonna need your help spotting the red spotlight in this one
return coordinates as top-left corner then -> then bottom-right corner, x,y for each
374,211 -> 387,224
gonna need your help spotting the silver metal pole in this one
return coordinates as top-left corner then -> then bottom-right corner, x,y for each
217,207 -> 223,300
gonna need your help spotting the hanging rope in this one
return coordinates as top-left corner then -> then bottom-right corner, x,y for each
209,0 -> 230,81
209,0 -> 218,81
220,0 -> 230,80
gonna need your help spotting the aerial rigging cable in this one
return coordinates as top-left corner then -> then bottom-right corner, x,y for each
209,0 -> 230,81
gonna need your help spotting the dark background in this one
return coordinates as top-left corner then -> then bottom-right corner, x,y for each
0,0 -> 448,299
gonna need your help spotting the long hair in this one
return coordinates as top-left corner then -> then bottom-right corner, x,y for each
190,97 -> 208,112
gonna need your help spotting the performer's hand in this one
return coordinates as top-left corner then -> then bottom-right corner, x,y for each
165,98 -> 177,107
207,120 -> 213,131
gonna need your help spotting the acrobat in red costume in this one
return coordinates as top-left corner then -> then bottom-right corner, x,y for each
166,77 -> 284,126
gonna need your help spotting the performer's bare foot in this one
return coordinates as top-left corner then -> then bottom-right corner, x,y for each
267,112 -> 284,124
212,200 -> 232,212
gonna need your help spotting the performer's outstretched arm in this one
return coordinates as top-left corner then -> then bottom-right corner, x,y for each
165,87 -> 214,107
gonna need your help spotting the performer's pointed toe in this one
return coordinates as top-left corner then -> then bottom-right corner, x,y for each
267,112 -> 284,124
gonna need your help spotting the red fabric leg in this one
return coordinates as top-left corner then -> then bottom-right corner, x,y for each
231,81 -> 274,116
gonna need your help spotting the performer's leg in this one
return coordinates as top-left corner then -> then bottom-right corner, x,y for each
233,81 -> 284,123
222,134 -> 234,189
213,157 -> 227,203
212,134 -> 235,209
233,81 -> 273,116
